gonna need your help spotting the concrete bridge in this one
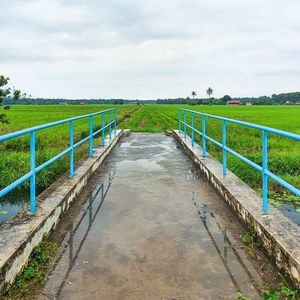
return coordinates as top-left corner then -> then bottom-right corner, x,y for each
40,133 -> 263,299
0,126 -> 300,299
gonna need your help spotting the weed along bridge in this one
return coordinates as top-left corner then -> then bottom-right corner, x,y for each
0,109 -> 299,299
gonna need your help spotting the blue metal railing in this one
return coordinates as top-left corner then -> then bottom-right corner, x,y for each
178,108 -> 300,213
0,108 -> 117,215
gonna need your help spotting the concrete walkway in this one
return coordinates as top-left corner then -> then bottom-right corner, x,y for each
41,134 -> 263,300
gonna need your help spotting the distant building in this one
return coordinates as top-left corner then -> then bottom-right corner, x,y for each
227,100 -> 241,105
286,101 -> 300,105
245,102 -> 252,106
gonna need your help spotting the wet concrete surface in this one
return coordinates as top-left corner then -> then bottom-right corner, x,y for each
40,133 -> 267,300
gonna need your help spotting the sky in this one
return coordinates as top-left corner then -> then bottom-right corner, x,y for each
0,0 -> 299,100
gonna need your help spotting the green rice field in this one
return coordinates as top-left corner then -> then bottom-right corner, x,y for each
0,104 -> 299,208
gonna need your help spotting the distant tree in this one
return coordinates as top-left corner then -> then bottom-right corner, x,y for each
3,105 -> 10,110
206,87 -> 213,99
222,95 -> 231,102
271,92 -> 300,104
113,99 -> 124,105
221,95 -> 231,105
191,91 -> 197,100
0,75 -> 21,124
211,98 -> 224,105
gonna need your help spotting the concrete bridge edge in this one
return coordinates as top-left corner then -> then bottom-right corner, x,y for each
173,129 -> 300,289
0,130 -> 123,294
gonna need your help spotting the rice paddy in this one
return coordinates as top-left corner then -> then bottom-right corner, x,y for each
0,104 -> 299,206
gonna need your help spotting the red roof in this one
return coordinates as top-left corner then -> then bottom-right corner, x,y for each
227,100 -> 241,104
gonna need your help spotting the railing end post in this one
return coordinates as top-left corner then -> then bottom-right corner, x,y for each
101,112 -> 105,146
191,113 -> 194,147
222,120 -> 227,176
30,131 -> 36,215
262,186 -> 268,214
89,116 -> 93,157
30,204 -> 36,215
262,130 -> 268,214
183,110 -> 187,140
201,115 -> 206,157
70,120 -> 74,177
109,111 -> 112,140
114,109 -> 117,137
222,166 -> 227,176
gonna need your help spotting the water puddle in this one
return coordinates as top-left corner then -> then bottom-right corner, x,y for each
38,134 -> 281,299
41,168 -> 115,299
275,202 -> 300,226
0,199 -> 25,225
117,158 -> 164,172
192,196 -> 261,298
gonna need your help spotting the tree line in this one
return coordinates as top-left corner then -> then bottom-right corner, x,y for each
1,75 -> 300,112
3,92 -> 300,106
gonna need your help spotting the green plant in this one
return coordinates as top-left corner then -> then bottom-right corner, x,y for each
235,292 -> 252,299
4,235 -> 57,298
241,228 -> 260,248
0,75 -> 21,124
23,265 -> 36,280
263,282 -> 299,300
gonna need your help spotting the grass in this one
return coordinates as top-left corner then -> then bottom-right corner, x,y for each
235,283 -> 299,300
0,104 -> 299,204
241,228 -> 260,249
238,227 -> 299,300
3,235 -> 57,299
235,293 -> 252,300
262,284 -> 299,300
0,105 -> 138,201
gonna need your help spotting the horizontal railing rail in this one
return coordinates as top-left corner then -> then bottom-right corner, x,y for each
178,108 -> 300,213
0,108 -> 117,215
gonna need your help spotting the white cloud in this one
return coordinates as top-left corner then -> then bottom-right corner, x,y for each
0,0 -> 299,99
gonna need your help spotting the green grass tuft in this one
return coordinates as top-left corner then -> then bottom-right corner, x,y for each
3,235 -> 57,299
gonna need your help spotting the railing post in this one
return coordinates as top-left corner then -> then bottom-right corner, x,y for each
114,109 -> 117,136
222,120 -> 227,175
184,110 -> 187,140
89,116 -> 93,157
191,112 -> 194,147
202,115 -> 206,157
178,109 -> 181,133
262,130 -> 268,213
109,111 -> 112,140
69,120 -> 74,177
30,131 -> 36,214
101,112 -> 105,146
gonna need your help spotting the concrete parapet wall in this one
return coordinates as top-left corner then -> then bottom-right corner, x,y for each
173,130 -> 300,289
0,130 -> 122,294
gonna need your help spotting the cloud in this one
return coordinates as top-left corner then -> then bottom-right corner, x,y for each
0,0 -> 299,99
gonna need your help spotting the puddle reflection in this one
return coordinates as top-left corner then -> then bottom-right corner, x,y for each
193,194 -> 261,298
45,167 -> 116,297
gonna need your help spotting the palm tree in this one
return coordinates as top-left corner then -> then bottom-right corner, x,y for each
206,87 -> 213,99
191,91 -> 197,100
